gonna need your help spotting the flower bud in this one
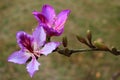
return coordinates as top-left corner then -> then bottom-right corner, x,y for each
111,47 -> 117,52
76,35 -> 87,44
111,47 -> 119,55
62,36 -> 68,47
87,30 -> 92,43
93,39 -> 109,50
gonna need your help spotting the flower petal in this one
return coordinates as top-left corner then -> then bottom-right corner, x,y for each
16,31 -> 33,52
32,11 -> 48,24
8,50 -> 31,64
54,10 -> 71,30
33,26 -> 46,49
42,4 -> 56,25
26,58 -> 40,77
43,26 -> 64,36
40,42 -> 61,56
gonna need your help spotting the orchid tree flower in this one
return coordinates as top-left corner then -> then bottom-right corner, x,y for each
8,26 -> 60,77
32,4 -> 71,36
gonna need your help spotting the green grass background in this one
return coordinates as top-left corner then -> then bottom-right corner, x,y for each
0,0 -> 120,80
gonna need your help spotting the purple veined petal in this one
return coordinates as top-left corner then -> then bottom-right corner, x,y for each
54,27 -> 64,36
32,26 -> 46,49
54,10 -> 71,30
16,31 -> 26,49
40,42 -> 61,56
42,25 -> 64,36
16,31 -> 33,52
42,4 -> 56,25
32,11 -> 48,24
26,57 -> 40,77
8,50 -> 31,64
42,26 -> 57,36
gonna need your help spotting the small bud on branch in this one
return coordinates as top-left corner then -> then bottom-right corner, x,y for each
62,36 -> 68,47
56,30 -> 120,57
87,30 -> 92,44
93,39 -> 109,51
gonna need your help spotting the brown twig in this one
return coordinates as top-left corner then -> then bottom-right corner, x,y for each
57,47 -> 120,57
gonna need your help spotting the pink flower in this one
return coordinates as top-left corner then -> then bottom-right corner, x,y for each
8,26 -> 60,77
33,4 -> 71,36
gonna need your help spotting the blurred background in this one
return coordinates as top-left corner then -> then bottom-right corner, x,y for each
0,0 -> 120,80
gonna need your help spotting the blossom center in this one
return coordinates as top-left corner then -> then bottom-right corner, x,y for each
33,51 -> 40,58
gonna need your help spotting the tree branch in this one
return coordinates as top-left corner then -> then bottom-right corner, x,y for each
57,48 -> 120,57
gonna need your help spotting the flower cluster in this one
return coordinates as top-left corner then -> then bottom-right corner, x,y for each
8,4 -> 70,77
